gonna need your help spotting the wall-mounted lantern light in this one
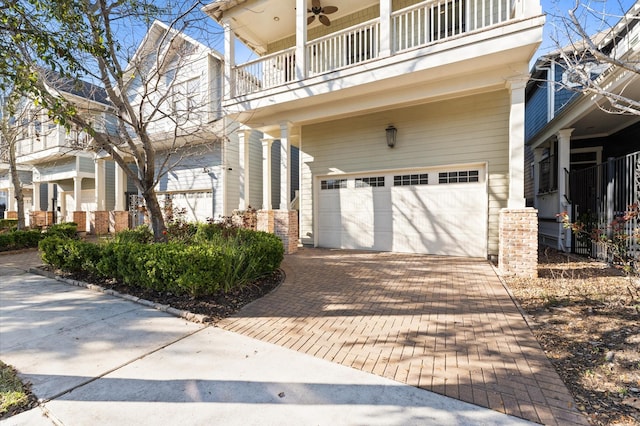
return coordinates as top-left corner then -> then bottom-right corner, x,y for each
386,125 -> 397,148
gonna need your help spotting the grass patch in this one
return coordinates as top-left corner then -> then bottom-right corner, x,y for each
0,361 -> 36,419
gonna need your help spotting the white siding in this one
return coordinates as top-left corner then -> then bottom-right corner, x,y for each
248,130 -> 264,209
300,90 -> 510,256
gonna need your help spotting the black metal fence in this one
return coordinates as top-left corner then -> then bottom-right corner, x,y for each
568,151 -> 639,259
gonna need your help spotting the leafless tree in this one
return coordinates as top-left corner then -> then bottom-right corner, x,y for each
5,0 -> 227,240
547,0 -> 640,115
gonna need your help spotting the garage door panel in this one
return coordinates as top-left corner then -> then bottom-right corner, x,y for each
317,168 -> 487,257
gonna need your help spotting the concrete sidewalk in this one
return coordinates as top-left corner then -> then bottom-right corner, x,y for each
0,257 -> 534,425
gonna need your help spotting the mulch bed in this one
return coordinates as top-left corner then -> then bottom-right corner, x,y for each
504,249 -> 640,426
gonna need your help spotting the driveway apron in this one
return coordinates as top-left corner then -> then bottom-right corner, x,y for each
218,248 -> 588,426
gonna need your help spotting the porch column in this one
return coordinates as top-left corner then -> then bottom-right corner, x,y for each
379,0 -> 392,57
114,162 -> 126,211
262,138 -> 274,210
73,177 -> 82,211
279,123 -> 291,211
222,18 -> 235,98
295,0 -> 307,81
33,182 -> 41,211
7,186 -> 15,211
532,147 -> 544,208
48,183 -> 55,212
506,77 -> 527,208
95,159 -> 106,211
557,128 -> 573,251
238,129 -> 250,210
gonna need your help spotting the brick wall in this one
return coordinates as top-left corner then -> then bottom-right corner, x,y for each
73,211 -> 86,232
29,211 -> 54,227
257,210 -> 275,234
258,209 -> 299,254
5,211 -> 18,220
499,208 -> 538,278
91,211 -> 110,235
110,211 -> 129,233
274,210 -> 299,254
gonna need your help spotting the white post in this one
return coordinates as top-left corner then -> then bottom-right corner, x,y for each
7,186 -> 15,211
114,162 -> 126,211
95,159 -> 106,210
295,0 -> 307,81
379,0 -> 392,57
506,77 -> 527,208
223,18 -> 235,98
238,129 -> 249,210
262,138 -> 273,210
279,123 -> 291,211
33,182 -> 41,211
557,128 -> 574,251
532,147 -> 544,208
73,177 -> 82,211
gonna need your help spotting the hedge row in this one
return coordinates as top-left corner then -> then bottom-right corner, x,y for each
39,226 -> 284,297
0,223 -> 78,252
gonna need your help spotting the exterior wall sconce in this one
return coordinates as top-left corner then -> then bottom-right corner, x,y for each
386,125 -> 397,148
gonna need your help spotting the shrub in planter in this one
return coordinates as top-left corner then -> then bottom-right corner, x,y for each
45,223 -> 78,239
39,236 -> 103,273
0,229 -> 43,251
114,226 -> 153,244
0,219 -> 18,230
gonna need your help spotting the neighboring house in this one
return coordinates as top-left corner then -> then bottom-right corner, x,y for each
525,2 -> 640,255
0,159 -> 33,222
123,20 -> 265,223
203,0 -> 545,262
9,80 -> 118,231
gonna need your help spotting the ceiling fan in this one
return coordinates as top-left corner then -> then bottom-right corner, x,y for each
307,0 -> 338,26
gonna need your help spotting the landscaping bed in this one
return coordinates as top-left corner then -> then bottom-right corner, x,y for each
504,249 -> 640,426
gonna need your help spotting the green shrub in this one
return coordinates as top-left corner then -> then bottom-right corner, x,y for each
39,223 -> 284,298
114,225 -> 153,244
39,236 -> 103,273
0,219 -> 18,230
45,223 -> 78,239
0,229 -> 43,252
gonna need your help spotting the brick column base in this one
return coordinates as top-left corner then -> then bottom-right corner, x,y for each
499,208 -> 538,278
258,210 -> 298,254
29,211 -> 54,227
274,210 -> 299,254
91,211 -> 109,235
110,211 -> 130,233
257,210 -> 275,233
73,211 -> 87,232
6,211 -> 17,220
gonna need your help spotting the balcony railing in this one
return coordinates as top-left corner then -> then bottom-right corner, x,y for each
231,0 -> 519,97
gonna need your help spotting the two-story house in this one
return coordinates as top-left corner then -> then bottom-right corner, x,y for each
525,1 -> 639,255
203,0 -> 545,265
123,20 -> 265,223
8,78 -> 121,231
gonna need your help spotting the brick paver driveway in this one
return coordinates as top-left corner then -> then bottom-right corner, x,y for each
219,248 -> 587,425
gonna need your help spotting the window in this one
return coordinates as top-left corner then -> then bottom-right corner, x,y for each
172,78 -> 199,123
538,144 -> 558,193
431,0 -> 465,40
438,170 -> 479,184
355,176 -> 385,188
394,174 -> 429,186
321,179 -> 347,190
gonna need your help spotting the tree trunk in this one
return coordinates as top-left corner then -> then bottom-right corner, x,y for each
8,139 -> 25,230
143,188 -> 167,242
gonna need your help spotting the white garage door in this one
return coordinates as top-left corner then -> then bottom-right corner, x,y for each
317,166 -> 487,257
164,191 -> 214,223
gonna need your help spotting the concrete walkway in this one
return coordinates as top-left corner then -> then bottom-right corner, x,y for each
1,251 -> 535,425
219,249 -> 588,425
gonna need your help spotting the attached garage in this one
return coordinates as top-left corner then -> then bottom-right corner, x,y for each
160,191 -> 216,222
316,164 -> 488,258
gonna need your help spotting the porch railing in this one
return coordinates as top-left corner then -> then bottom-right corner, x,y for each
569,151 -> 639,259
231,0 -> 520,97
307,19 -> 380,76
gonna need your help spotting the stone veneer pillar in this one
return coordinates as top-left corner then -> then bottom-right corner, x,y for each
499,208 -> 538,278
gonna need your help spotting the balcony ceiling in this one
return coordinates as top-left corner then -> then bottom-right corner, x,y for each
204,0 -> 376,54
